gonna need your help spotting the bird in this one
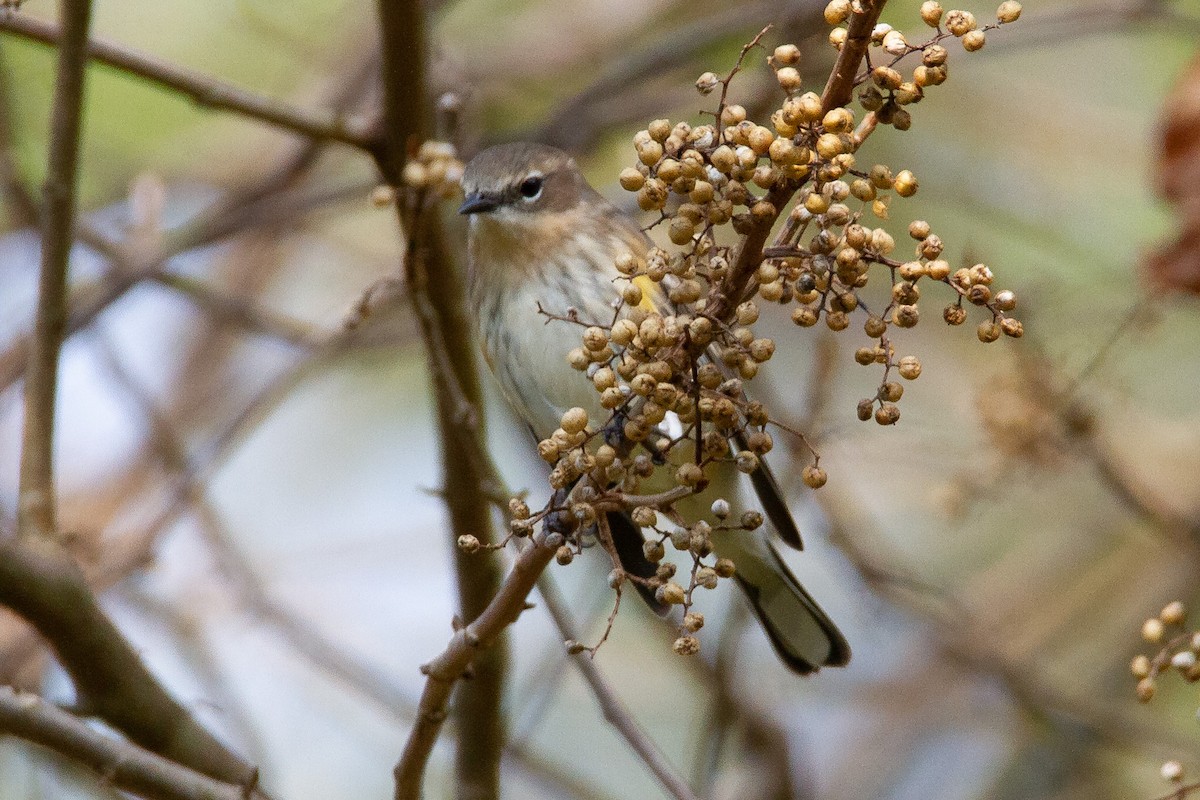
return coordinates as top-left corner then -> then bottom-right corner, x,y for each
458,141 -> 850,674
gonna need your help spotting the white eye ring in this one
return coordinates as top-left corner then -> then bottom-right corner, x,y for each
519,174 -> 544,202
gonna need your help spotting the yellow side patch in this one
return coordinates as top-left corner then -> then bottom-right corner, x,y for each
631,274 -> 662,314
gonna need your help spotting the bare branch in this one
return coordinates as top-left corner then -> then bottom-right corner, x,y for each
393,537 -> 555,800
17,0 -> 93,542
375,3 -> 509,798
0,537 -> 261,784
0,687 -> 268,800
0,12 -> 377,151
820,0 -> 885,112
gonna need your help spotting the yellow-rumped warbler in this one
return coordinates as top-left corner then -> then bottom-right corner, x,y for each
459,142 -> 849,674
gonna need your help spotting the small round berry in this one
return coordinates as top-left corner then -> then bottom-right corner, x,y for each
632,506 -> 657,527
676,462 -> 704,487
823,107 -> 855,133
962,30 -> 986,51
673,635 -> 701,656
894,304 -> 920,328
997,0 -> 1022,22
993,289 -> 1017,311
977,321 -> 1001,343
561,407 -> 588,434
1130,654 -> 1152,679
457,534 -> 480,553
875,403 -> 900,425
642,539 -> 665,563
824,0 -> 852,24
826,310 -> 850,331
894,169 -> 918,197
792,307 -> 819,327
1000,318 -> 1024,338
920,0 -> 944,26
882,29 -> 908,55
1136,677 -> 1155,703
741,510 -> 764,530
659,582 -> 687,605
857,399 -> 874,421
871,66 -> 904,90
721,104 -> 748,127
1161,600 -> 1186,625
371,184 -> 397,206
1162,761 -> 1184,782
711,498 -> 731,519
1142,617 -> 1166,643
1172,651 -> 1197,671
924,45 -> 950,66
774,44 -> 802,65
776,67 -> 803,93
945,9 -> 978,35
898,355 -> 922,379
967,284 -> 992,305
802,464 -> 828,488
696,72 -> 719,95
816,133 -> 845,159
683,612 -> 705,632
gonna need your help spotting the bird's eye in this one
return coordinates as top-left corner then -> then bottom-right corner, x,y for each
519,175 -> 544,200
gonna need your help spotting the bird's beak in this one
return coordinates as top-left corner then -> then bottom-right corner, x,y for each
458,192 -> 498,215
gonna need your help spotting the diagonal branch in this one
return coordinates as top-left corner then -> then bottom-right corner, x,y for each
698,0 -> 888,335
0,12 -> 377,151
0,536 -> 263,785
393,536 -> 555,800
535,574 -> 703,800
820,0 -> 883,111
0,686 -> 268,800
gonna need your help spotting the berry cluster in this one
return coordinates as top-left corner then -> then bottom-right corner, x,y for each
480,1 -> 1025,657
1132,600 -> 1200,702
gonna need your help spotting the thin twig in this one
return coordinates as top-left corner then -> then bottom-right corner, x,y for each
0,687 -> 269,800
0,12 -> 377,151
534,573 -> 703,800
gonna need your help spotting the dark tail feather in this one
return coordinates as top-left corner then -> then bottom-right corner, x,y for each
734,541 -> 851,674
607,511 -> 669,616
733,428 -> 802,550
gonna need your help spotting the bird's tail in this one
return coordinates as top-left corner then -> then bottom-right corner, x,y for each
723,533 -> 851,674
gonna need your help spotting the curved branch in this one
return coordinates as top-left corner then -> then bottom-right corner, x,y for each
0,687 -> 268,800
0,13 -> 376,151
393,537 -> 555,800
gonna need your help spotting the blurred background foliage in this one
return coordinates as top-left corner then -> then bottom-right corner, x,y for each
0,0 -> 1198,798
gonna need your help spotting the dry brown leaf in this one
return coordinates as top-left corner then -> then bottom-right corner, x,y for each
1145,53 -> 1200,294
